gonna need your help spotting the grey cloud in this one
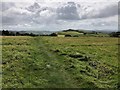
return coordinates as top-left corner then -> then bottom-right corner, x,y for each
2,13 -> 33,25
1,2 -> 38,25
1,2 -> 15,11
56,2 -> 80,20
26,2 -> 49,18
1,1 -> 118,31
92,22 -> 111,26
94,4 -> 118,18
81,3 -> 118,19
26,2 -> 40,12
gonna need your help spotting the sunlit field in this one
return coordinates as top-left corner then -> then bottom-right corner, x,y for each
1,36 -> 119,88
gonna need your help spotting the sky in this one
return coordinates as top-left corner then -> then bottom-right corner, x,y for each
0,0 -> 119,31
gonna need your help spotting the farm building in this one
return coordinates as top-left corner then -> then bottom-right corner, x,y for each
57,35 -> 65,37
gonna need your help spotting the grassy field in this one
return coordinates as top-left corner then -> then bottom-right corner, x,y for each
1,36 -> 119,88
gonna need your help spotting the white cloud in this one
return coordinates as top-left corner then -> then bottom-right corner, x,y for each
1,0 -> 119,2
4,7 -> 31,15
1,1 -> 118,31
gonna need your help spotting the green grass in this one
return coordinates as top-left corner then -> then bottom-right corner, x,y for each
58,31 -> 82,35
57,31 -> 109,37
1,36 -> 119,88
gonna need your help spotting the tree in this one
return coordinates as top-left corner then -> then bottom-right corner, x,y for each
110,32 -> 120,37
16,32 -> 20,36
50,33 -> 57,36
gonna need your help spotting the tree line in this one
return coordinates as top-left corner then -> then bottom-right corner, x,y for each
0,30 -> 120,37
1,30 -> 38,36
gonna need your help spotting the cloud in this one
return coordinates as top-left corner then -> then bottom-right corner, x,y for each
2,6 -> 32,25
56,2 -> 80,20
0,2 -> 15,11
92,3 -> 118,18
77,2 -> 118,19
26,2 -> 40,12
1,1 -> 118,31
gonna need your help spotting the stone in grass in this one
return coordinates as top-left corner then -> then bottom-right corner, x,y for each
2,62 -> 7,64
60,53 -> 67,56
89,61 -> 99,69
80,70 -> 86,73
46,64 -> 51,69
79,56 -> 90,61
70,65 -> 75,69
53,49 -> 60,53
69,53 -> 83,58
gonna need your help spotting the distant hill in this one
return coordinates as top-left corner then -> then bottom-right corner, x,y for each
51,29 -> 111,37
24,31 -> 54,35
56,30 -> 84,37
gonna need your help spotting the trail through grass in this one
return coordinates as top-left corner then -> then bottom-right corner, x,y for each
2,36 -> 77,88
